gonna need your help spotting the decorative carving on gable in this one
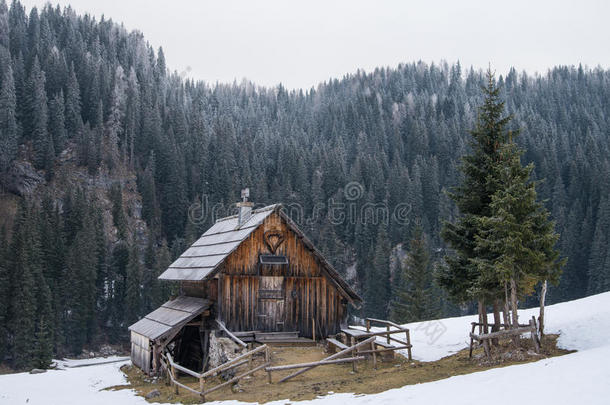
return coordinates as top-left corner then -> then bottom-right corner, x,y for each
264,230 -> 285,254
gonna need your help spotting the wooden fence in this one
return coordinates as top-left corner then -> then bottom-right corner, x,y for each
265,336 -> 376,383
363,318 -> 413,360
469,316 -> 540,358
161,344 -> 270,402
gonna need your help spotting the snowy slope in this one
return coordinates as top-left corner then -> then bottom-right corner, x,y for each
1,292 -> 609,405
397,289 -> 610,361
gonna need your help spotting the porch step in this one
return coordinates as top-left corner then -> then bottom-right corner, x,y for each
254,331 -> 299,341
255,336 -> 317,346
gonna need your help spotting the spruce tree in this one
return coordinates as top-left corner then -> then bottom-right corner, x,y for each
474,141 -> 564,327
9,200 -> 39,369
125,239 -> 142,325
365,225 -> 391,318
439,71 -> 516,320
391,225 -> 434,323
0,64 -> 18,172
24,56 -> 49,169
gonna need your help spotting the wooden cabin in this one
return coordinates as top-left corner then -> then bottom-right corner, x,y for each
129,194 -> 362,374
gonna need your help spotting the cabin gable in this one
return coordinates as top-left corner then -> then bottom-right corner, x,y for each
216,211 -> 349,337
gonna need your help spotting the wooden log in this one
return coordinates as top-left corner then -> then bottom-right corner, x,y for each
265,356 -> 366,372
365,318 -> 405,330
386,325 -> 391,345
530,317 -> 540,353
265,346 -> 272,384
388,336 -> 408,346
469,322 -> 477,358
406,329 -> 412,361
202,344 -> 267,378
343,328 -> 410,339
469,325 -> 533,341
170,359 -> 204,378
172,364 -> 179,394
371,340 -> 377,369
278,336 -> 375,383
216,320 -> 248,348
203,363 -> 270,396
357,344 -> 411,355
351,336 -> 357,372
172,378 -> 201,396
199,376 -> 205,402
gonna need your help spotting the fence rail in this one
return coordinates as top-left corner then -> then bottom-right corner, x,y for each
469,316 -> 540,358
362,318 -> 413,360
266,336 -> 376,383
161,344 -> 269,402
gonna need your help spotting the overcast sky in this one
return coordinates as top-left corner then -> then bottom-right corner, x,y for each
20,0 -> 610,89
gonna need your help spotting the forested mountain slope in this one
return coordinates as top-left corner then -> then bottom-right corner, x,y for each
0,0 -> 609,367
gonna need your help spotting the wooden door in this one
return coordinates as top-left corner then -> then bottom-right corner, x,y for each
257,276 -> 285,331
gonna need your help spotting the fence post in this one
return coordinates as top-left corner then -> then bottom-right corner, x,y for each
386,325 -> 391,344
199,376 -> 205,402
265,346 -> 272,383
248,343 -> 253,374
351,336 -> 357,372
406,329 -> 412,361
366,319 -> 371,333
172,364 -> 179,394
371,340 -> 377,370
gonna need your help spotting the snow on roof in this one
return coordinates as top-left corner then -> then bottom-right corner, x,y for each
158,204 -> 278,281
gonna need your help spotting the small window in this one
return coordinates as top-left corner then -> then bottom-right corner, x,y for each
259,254 -> 288,265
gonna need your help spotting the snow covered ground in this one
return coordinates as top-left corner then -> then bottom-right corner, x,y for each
1,292 -> 608,405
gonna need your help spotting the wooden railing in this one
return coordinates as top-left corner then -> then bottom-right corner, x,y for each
161,344 -> 270,402
265,336 -> 375,383
469,316 -> 540,358
364,318 -> 412,361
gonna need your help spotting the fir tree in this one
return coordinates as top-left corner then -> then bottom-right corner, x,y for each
125,239 -> 142,326
0,64 -> 18,172
24,56 -> 49,169
365,225 -> 392,318
391,225 -> 435,323
474,141 -> 564,327
439,71 -> 516,315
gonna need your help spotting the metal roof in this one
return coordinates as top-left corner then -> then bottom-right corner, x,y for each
158,204 -> 277,281
128,296 -> 209,340
157,203 -> 362,303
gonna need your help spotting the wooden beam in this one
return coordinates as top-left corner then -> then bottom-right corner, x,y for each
202,363 -> 270,396
202,344 -> 268,378
265,356 -> 365,372
216,319 -> 248,348
277,336 -> 375,383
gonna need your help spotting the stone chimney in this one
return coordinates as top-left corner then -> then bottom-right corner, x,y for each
237,188 -> 253,227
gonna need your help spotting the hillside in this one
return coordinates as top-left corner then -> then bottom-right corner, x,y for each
0,290 -> 608,404
1,0 -> 610,368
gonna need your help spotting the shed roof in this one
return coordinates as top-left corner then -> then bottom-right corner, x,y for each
158,204 -> 362,303
128,296 -> 209,341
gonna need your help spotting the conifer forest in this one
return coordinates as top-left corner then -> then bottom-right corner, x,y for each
0,0 -> 609,369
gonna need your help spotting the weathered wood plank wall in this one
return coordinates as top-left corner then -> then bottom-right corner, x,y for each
214,213 -> 347,338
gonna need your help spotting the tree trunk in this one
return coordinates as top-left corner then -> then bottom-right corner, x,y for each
482,304 -> 489,334
477,300 -> 484,334
503,282 -> 511,328
492,301 -> 502,346
539,280 -> 547,337
510,278 -> 519,345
